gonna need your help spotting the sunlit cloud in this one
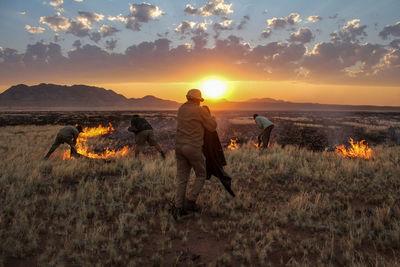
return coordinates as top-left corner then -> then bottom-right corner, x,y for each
77,11 -> 104,25
331,19 -> 367,43
307,15 -> 322,22
125,3 -> 164,31
184,0 -> 233,17
108,14 -> 127,23
19,11 -> 27,15
49,0 -> 64,12
40,13 -> 71,32
99,25 -> 119,37
175,21 -> 196,34
25,25 -> 46,34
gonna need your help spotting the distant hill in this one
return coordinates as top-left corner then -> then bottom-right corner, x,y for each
205,98 -> 400,112
0,84 -> 180,110
1,83 -> 399,111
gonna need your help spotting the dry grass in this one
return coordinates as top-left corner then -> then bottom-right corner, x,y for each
1,125 -> 400,266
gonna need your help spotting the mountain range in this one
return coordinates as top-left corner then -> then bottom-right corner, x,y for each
0,83 -> 399,111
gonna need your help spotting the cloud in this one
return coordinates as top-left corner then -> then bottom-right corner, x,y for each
25,25 -> 46,34
49,0 -> 64,12
261,29 -> 272,39
99,25 -> 119,37
108,14 -> 127,23
105,39 -> 117,51
19,11 -> 26,15
267,13 -> 301,30
237,15 -> 250,30
328,14 -> 338,19
307,15 -> 322,23
77,11 -> 104,24
40,13 -> 71,32
184,0 -> 233,17
379,22 -> 400,40
213,18 -> 233,32
66,20 -> 91,37
330,19 -> 367,43
288,27 -> 313,43
89,32 -> 101,43
175,21 -> 197,34
74,0 -> 83,2
125,3 -> 164,31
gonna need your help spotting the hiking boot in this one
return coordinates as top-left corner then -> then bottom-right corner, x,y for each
184,199 -> 201,212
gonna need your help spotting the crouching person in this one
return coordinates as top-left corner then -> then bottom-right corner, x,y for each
128,115 -> 166,159
44,125 -> 83,159
172,89 -> 217,219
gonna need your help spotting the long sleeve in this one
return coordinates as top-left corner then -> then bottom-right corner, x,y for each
200,108 -> 217,132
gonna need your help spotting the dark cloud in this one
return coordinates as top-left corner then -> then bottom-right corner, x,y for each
267,13 -> 300,30
379,22 -> 400,40
66,20 -> 90,37
288,27 -> 314,43
184,0 -> 233,17
237,15 -> 250,30
328,14 -> 338,19
105,39 -> 117,51
89,32 -> 101,43
99,25 -> 119,37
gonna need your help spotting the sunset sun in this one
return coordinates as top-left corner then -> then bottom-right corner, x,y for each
200,78 -> 227,99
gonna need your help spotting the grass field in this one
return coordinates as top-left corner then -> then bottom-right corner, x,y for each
1,124 -> 400,266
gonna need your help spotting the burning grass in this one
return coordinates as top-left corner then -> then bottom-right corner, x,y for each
62,123 -> 129,160
336,138 -> 373,159
1,125 -> 400,266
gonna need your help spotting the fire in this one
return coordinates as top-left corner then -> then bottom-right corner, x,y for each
227,138 -> 239,150
63,123 -> 130,159
335,138 -> 373,159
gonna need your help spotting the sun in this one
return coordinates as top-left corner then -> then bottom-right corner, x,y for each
200,78 -> 227,99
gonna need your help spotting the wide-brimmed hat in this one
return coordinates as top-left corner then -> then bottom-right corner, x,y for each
186,89 -> 204,102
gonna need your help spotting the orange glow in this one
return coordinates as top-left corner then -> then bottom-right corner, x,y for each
200,78 -> 227,99
335,138 -> 373,159
63,123 -> 129,159
227,138 -> 239,150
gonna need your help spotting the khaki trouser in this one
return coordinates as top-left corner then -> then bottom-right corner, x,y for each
261,125 -> 274,149
175,144 -> 206,208
45,135 -> 80,159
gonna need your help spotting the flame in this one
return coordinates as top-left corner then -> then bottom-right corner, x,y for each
335,138 -> 373,159
63,123 -> 130,159
227,138 -> 239,150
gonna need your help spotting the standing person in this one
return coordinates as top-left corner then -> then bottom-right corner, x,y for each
44,125 -> 83,159
173,89 -> 217,218
253,114 -> 274,149
202,106 -> 235,197
128,115 -> 166,159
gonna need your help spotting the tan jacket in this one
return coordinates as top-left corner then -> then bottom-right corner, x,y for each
58,125 -> 79,140
176,101 -> 217,148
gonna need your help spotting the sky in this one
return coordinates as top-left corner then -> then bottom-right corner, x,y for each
0,0 -> 399,105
